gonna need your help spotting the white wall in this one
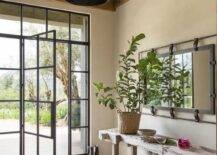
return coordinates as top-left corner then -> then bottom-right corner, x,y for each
4,0 -> 115,154
114,0 -> 216,154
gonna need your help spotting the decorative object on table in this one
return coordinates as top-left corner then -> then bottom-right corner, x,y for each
138,129 -> 156,137
140,133 -> 177,146
178,138 -> 191,150
93,33 -> 148,134
154,135 -> 167,144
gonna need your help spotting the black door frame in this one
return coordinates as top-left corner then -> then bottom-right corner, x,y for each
0,29 -> 90,155
0,1 -> 90,155
22,30 -> 57,155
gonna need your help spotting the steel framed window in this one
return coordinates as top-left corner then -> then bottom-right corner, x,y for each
0,1 -> 90,155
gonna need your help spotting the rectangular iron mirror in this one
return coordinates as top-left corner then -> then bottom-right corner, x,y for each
141,44 -> 215,114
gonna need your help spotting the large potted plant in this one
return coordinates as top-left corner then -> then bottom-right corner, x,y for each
93,33 -> 147,134
93,33 -> 190,134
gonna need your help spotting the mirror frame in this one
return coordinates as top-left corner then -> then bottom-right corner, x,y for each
141,44 -> 216,115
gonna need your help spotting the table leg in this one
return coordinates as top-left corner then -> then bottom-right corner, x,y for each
132,146 -> 137,155
112,143 -> 119,155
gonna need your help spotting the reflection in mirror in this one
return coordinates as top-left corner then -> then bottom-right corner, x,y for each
193,49 -> 210,110
142,45 -> 215,113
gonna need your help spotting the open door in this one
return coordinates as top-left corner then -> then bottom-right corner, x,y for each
23,30 -> 56,155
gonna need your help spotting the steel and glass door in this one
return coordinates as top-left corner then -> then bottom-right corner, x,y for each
0,2 -> 90,154
23,31 -> 56,155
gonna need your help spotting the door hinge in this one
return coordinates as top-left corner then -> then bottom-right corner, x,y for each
210,60 -> 216,66
210,93 -> 216,99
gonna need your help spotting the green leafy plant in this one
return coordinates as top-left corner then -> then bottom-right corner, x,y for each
138,50 -> 163,105
93,33 -> 190,112
161,54 -> 190,107
139,51 -> 190,107
93,33 -> 145,112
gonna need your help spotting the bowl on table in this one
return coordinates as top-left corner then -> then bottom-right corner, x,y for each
137,129 -> 156,137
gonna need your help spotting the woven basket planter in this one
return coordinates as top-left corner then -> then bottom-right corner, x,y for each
118,112 -> 141,134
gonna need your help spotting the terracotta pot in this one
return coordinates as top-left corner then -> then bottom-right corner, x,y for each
117,112 -> 141,134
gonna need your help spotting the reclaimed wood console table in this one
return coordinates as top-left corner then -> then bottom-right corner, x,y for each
99,129 -> 216,155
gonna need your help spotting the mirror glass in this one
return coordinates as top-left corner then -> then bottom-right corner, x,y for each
142,44 -> 215,113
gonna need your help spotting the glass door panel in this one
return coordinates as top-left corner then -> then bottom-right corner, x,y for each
69,42 -> 89,155
24,30 -> 56,155
25,134 -> 37,155
24,102 -> 37,134
71,128 -> 88,155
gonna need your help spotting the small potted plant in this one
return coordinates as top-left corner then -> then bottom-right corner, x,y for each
93,33 -> 146,134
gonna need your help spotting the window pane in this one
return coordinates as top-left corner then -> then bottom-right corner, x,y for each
71,128 -> 88,155
25,134 -> 36,155
0,37 -> 19,68
0,2 -> 20,35
71,14 -> 88,42
25,39 -> 37,68
71,100 -> 88,128
39,68 -> 53,102
39,40 -> 53,67
39,103 -> 51,136
25,70 -> 37,100
71,73 -> 88,99
0,134 -> 19,155
48,10 -> 69,40
56,124 -> 68,155
56,101 -> 68,155
71,44 -> 88,71
56,43 -> 69,101
40,137 -> 53,155
0,102 -> 19,132
24,102 -> 36,134
0,70 -> 19,100
23,6 -> 46,36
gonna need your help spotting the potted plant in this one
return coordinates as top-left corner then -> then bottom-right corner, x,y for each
93,33 -> 191,134
93,33 -> 147,134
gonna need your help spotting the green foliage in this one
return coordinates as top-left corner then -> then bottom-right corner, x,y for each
71,102 -> 81,127
93,82 -> 116,110
39,110 -> 51,126
138,52 -> 190,107
0,103 -> 19,119
161,55 -> 190,107
138,50 -> 163,105
57,103 -> 68,119
93,33 -> 190,111
93,33 -> 145,112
